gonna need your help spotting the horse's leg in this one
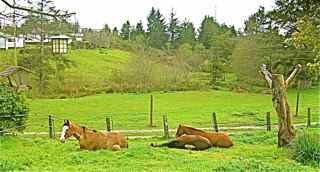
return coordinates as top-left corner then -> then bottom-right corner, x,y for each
151,140 -> 186,149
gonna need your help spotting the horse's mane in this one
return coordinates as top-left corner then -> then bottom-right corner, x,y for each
68,120 -> 98,133
180,125 -> 206,133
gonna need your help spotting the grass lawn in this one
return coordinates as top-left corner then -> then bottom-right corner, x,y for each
0,130 -> 318,171
26,87 -> 319,132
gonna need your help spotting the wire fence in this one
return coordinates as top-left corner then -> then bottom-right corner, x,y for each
1,105 -> 319,139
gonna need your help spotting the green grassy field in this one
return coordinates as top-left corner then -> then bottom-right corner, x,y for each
26,87 -> 320,132
1,130 -> 319,171
63,49 -> 131,88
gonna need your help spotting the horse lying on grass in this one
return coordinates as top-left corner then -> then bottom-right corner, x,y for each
60,120 -> 128,151
151,124 -> 233,150
176,125 -> 233,148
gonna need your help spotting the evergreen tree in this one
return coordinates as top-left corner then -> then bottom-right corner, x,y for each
103,24 -> 111,33
147,7 -> 168,49
112,27 -> 119,36
120,20 -> 131,40
177,19 -> 196,47
198,16 -> 220,49
168,8 -> 180,48
136,20 -> 145,35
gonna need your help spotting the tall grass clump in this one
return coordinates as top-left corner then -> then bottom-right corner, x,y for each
293,129 -> 320,167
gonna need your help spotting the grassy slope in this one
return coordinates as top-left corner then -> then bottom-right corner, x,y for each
0,131 -> 318,171
27,87 -> 320,132
64,49 -> 130,85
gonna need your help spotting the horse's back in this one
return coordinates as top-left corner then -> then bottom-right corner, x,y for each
177,135 -> 212,150
206,132 -> 233,148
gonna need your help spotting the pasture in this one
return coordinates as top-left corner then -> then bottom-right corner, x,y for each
1,130 -> 319,171
26,87 -> 320,132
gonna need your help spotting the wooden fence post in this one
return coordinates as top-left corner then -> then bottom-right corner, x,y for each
307,108 -> 311,128
266,112 -> 271,131
106,116 -> 112,131
295,81 -> 300,117
163,115 -> 169,139
212,112 -> 218,132
48,115 -> 53,139
149,95 -> 154,127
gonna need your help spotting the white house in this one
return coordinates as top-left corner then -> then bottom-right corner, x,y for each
0,33 -> 24,49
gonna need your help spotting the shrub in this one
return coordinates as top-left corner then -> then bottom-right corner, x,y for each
293,129 -> 320,166
0,84 -> 29,134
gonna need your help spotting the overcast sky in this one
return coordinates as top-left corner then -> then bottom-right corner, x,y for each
2,0 -> 275,30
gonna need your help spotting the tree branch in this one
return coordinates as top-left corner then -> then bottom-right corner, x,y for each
285,64 -> 301,87
0,0 -> 75,19
260,64 -> 272,88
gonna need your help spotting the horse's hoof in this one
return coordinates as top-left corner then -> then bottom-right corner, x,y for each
112,145 -> 121,151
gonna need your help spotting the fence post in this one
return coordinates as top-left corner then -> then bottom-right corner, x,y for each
212,112 -> 218,132
149,95 -> 154,127
106,116 -> 112,131
163,115 -> 169,139
295,81 -> 300,117
266,112 -> 271,131
48,115 -> 53,139
307,108 -> 311,128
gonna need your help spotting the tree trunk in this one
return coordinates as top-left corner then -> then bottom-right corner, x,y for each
271,74 -> 295,147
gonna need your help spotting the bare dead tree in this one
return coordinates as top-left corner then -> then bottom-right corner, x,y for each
260,64 -> 301,147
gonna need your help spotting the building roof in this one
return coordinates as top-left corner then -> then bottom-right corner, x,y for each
49,35 -> 71,39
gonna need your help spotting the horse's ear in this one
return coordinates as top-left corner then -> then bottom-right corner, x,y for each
64,120 -> 70,125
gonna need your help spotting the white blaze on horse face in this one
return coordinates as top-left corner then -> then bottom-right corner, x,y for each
60,125 -> 69,143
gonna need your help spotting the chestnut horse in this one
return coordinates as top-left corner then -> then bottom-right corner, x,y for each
176,125 -> 233,148
60,120 -> 128,151
151,134 -> 212,150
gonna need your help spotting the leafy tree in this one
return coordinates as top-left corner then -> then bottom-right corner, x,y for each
120,20 -> 131,40
168,8 -> 180,48
0,84 -> 28,134
147,7 -> 168,49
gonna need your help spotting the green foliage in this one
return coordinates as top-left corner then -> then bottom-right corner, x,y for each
293,129 -> 320,167
120,20 -> 131,40
147,7 -> 168,49
270,0 -> 320,35
177,20 -> 196,47
0,84 -> 28,133
198,16 -> 221,49
168,9 -> 180,48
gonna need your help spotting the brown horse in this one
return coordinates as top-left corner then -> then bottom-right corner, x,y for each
60,120 -> 128,151
151,134 -> 212,150
176,125 -> 233,148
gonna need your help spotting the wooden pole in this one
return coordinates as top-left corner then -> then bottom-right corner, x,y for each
149,95 -> 154,127
295,80 -> 300,117
106,116 -> 112,131
48,115 -> 53,139
163,115 -> 169,139
307,108 -> 311,128
212,112 -> 218,132
266,112 -> 271,131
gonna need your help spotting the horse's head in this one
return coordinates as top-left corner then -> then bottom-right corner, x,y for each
176,124 -> 188,137
60,120 -> 76,143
